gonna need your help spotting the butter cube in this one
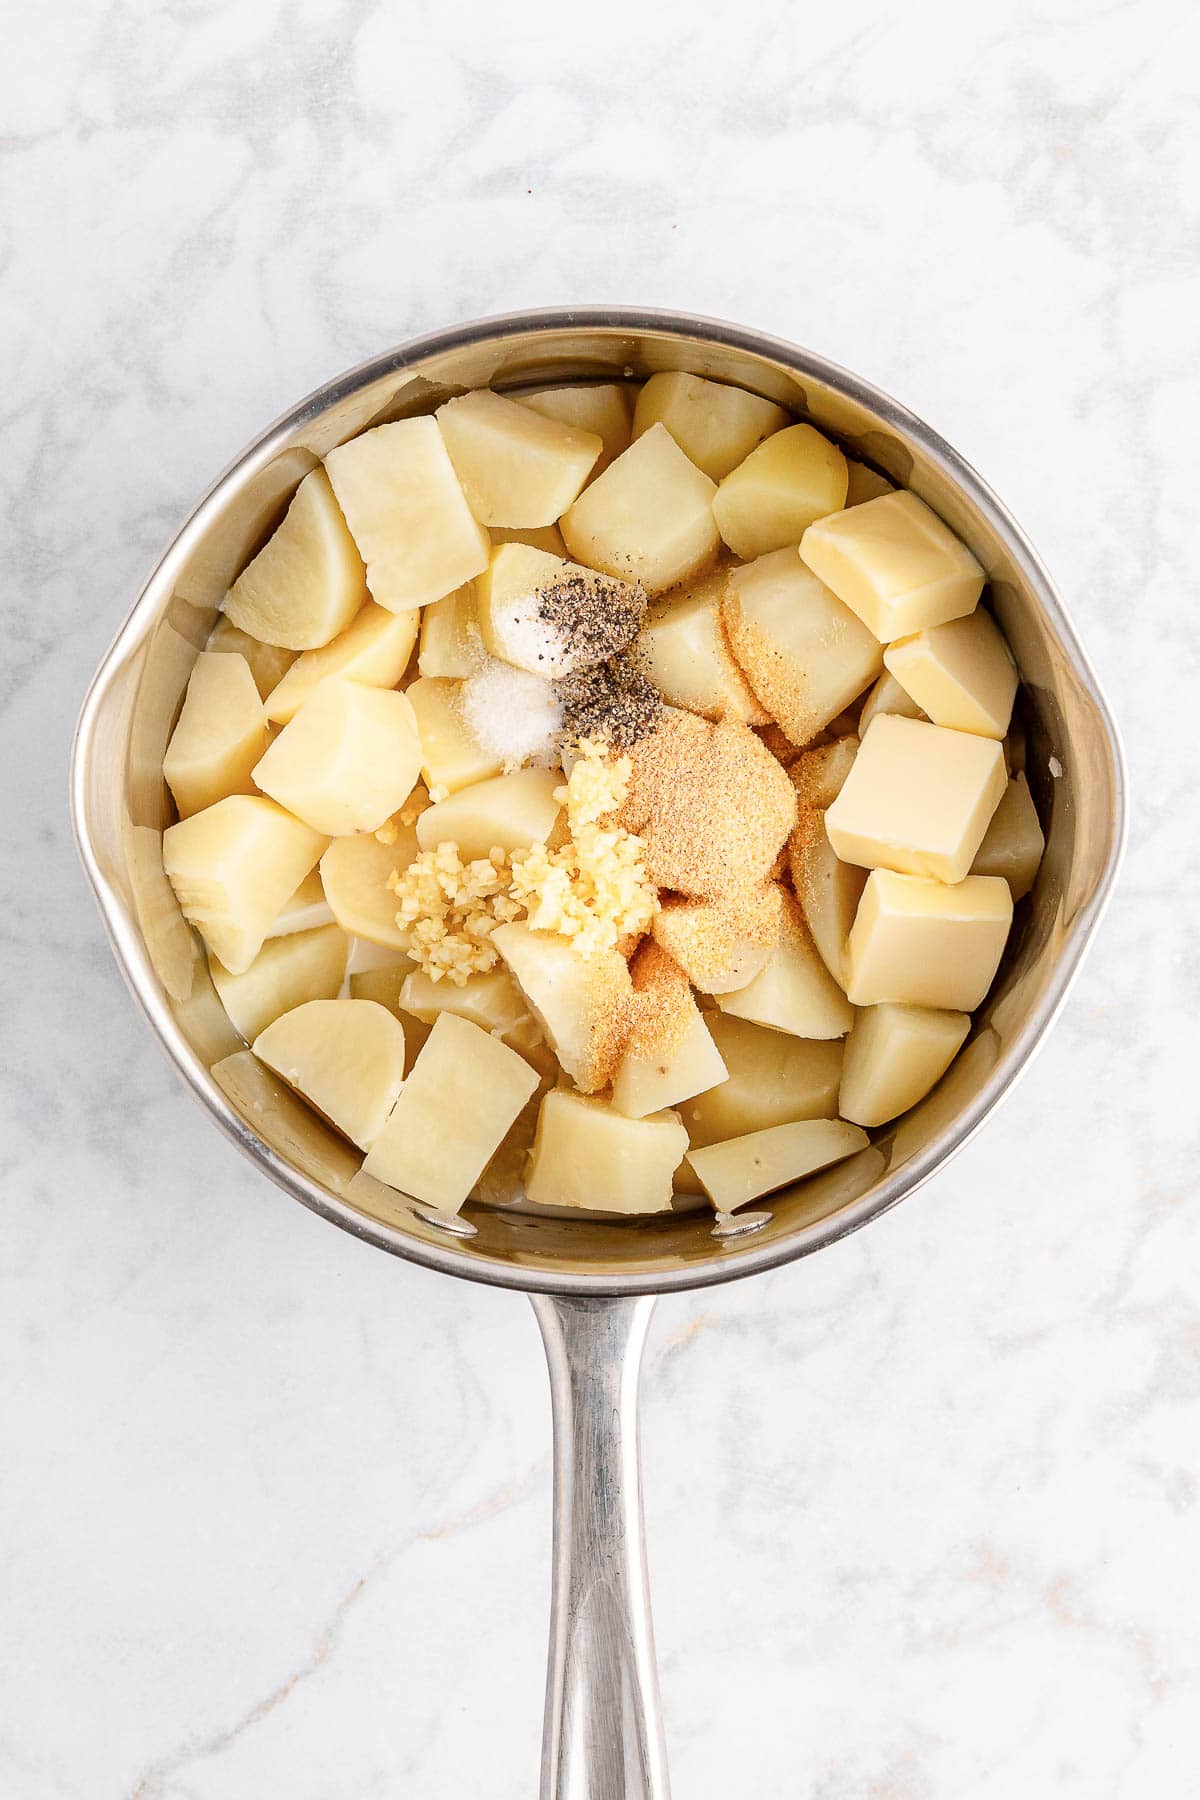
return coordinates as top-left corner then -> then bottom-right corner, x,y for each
846,870 -> 1013,1010
800,491 -> 984,642
686,1117 -> 869,1212
524,1089 -> 687,1214
970,774 -> 1044,902
884,609 -> 1017,740
825,714 -> 1007,884
406,676 -> 503,794
839,1002 -> 970,1127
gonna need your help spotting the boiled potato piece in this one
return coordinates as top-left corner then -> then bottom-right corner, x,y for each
418,583 -> 479,679
416,768 -> 562,860
844,460 -> 894,507
348,960 -> 413,1013
436,388 -> 601,527
406,677 -> 503,794
857,668 -> 926,734
363,1012 -> 539,1211
319,819 -> 419,950
163,794 -> 327,975
799,491 -> 984,641
476,543 -> 645,676
253,678 -> 421,836
163,651 -> 267,818
492,921 -> 633,1092
264,603 -> 419,724
398,965 -> 536,1045
839,1001 -> 970,1128
884,608 -> 1017,741
490,523 -> 569,556
224,468 -> 368,649
712,423 -> 848,559
254,997 -> 407,1150
266,868 -> 334,937
650,885 -> 782,995
517,383 -> 634,476
717,895 -> 854,1038
635,569 -> 769,724
789,811 -> 867,989
632,372 -> 790,481
682,1015 -> 842,1148
324,417 -> 490,611
611,944 -> 729,1119
686,1117 -> 869,1212
723,550 -> 882,746
970,774 -> 1044,901
846,870 -> 1013,1011
560,423 -> 720,595
210,923 -> 348,1043
525,1089 -> 686,1214
788,737 -> 859,810
206,617 -> 296,699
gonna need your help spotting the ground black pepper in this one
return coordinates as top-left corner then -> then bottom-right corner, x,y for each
536,571 -> 646,668
555,653 -> 664,750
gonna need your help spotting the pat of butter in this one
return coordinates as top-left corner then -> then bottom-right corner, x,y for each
884,609 -> 1017,740
846,870 -> 1013,1011
839,1001 -> 971,1128
799,491 -> 984,642
970,773 -> 1044,901
825,714 -> 1007,885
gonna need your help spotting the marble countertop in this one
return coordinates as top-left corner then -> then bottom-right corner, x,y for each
3,2 -> 1197,1794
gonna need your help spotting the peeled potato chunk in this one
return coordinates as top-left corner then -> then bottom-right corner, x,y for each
436,388 -> 601,527
844,460 -> 894,507
723,550 -> 882,747
253,678 -> 421,836
163,651 -> 267,818
348,961 -> 412,1011
635,569 -> 768,724
884,608 -> 1017,741
266,868 -> 334,937
490,524 -> 568,556
363,1013 -> 539,1212
406,676 -> 503,794
788,737 -> 859,810
254,997 -> 407,1150
206,617 -> 296,699
560,423 -> 720,595
858,668 -> 926,734
789,810 -> 867,990
264,603 -> 419,724
416,768 -> 563,861
717,895 -> 854,1039
846,870 -> 1013,1011
319,818 -> 419,950
398,965 -> 536,1047
525,1089 -> 687,1214
418,583 -> 479,679
492,921 -> 633,1093
224,468 -> 368,650
611,944 -> 729,1120
632,371 -> 790,481
476,543 -> 645,677
712,423 -> 848,559
163,795 -> 327,975
686,1117 -> 869,1212
517,383 -> 633,477
799,490 -> 984,642
210,922 -> 349,1043
970,773 -> 1044,901
650,884 -> 782,995
324,417 -> 490,612
839,1001 -> 970,1128
682,1015 -> 842,1148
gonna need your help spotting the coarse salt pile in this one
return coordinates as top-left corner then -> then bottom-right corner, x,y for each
459,659 -> 563,770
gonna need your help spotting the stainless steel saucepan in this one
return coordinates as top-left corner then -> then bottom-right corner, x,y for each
71,309 -> 1126,1799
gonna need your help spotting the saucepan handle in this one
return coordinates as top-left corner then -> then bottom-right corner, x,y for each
530,1292 -> 670,1800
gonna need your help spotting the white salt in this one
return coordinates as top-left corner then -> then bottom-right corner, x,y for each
460,659 -> 564,771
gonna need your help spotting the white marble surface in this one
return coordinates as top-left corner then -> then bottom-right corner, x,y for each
2,1 -> 1198,1794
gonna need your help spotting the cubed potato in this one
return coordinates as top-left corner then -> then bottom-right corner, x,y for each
206,617 -> 296,699
717,895 -> 854,1038
682,1015 -> 842,1148
846,870 -> 1013,1010
324,417 -> 490,612
611,944 -> 729,1119
712,423 -> 848,559
857,668 -> 926,734
516,384 -> 634,477
632,372 -> 790,481
560,423 -> 720,595
363,1012 -> 539,1211
970,774 -> 1044,902
348,961 -> 414,1016
650,885 -> 782,995
476,543 -> 645,676
723,550 -> 882,746
418,583 -> 480,679
524,1089 -> 687,1214
492,921 -> 633,1092
799,491 -> 984,641
788,737 -> 859,810
163,651 -> 268,818
264,603 -> 419,724
884,608 -> 1017,740
406,676 -> 504,794
789,811 -> 867,990
252,678 -> 422,836
254,997 -> 407,1150
635,569 -> 769,724
839,1001 -> 970,1127
436,388 -> 601,527
224,468 -> 368,649
825,714 -> 1007,885
163,795 -> 327,975
210,922 -> 349,1043
266,868 -> 334,937
490,524 -> 569,556
844,460 -> 895,507
319,819 -> 419,950
687,1116 -> 869,1211
416,767 -> 562,860
398,965 -> 534,1044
